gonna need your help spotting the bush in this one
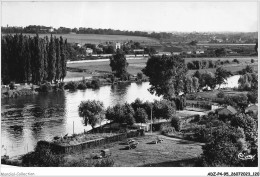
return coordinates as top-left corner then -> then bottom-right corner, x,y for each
201,125 -> 247,167
91,79 -> 100,89
194,114 -> 201,122
170,116 -> 181,132
158,122 -> 175,135
58,82 -> 65,90
9,82 -> 15,90
22,147 -> 65,167
194,126 -> 211,143
22,147 -> 114,167
39,82 -> 52,92
251,59 -> 255,63
217,91 -> 225,98
233,59 -> 240,64
77,82 -> 87,90
136,72 -> 143,80
64,81 -> 78,90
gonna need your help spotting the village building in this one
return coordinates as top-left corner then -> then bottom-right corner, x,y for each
195,49 -> 205,54
216,106 -> 237,116
245,104 -> 258,114
86,48 -> 93,56
163,46 -> 182,55
115,42 -> 121,50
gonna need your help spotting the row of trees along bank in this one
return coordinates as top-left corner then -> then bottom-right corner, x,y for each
1,34 -> 68,85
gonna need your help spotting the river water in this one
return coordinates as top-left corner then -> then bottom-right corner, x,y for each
1,82 -> 160,157
1,75 -> 240,157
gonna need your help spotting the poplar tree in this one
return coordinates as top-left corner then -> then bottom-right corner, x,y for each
48,35 -> 56,82
60,38 -> 67,81
55,37 -> 61,81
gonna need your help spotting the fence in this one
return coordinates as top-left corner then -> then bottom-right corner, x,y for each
36,129 -> 144,154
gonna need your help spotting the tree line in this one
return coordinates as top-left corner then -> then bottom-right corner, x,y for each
1,34 -> 68,85
1,26 -> 173,40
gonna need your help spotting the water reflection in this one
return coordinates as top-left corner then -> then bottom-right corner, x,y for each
1,82 -> 160,157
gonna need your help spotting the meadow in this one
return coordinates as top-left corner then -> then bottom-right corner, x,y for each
63,135 -> 203,167
11,33 -> 160,45
66,56 -> 258,80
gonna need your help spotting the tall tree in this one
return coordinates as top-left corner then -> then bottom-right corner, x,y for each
78,100 -> 104,128
60,37 -> 67,81
185,76 -> 193,93
215,67 -> 232,89
142,55 -> 187,99
192,77 -> 199,92
109,50 -> 129,79
24,36 -> 32,83
47,35 -> 56,82
55,37 -> 61,81
43,36 -> 49,81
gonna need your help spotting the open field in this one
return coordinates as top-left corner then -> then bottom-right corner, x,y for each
63,135 -> 203,167
6,33 -> 160,45
66,56 -> 258,80
67,58 -> 148,76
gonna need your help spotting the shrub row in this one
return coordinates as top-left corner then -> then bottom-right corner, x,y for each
64,79 -> 101,90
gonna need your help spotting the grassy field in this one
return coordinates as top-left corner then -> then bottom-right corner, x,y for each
67,58 -> 148,77
15,33 -> 160,45
66,56 -> 258,80
63,135 -> 203,167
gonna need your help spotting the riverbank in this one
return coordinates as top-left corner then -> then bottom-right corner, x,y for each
1,88 -> 38,98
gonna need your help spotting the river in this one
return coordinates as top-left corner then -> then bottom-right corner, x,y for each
1,82 -> 160,157
1,75 -> 240,157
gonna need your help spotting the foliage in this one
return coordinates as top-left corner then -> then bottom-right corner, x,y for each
64,81 -> 78,90
1,34 -> 68,85
142,55 -> 187,99
136,72 -> 143,81
170,116 -> 181,132
78,100 -> 104,128
109,50 -> 129,79
238,65 -> 254,75
135,108 -> 148,124
160,123 -> 175,135
217,91 -> 225,98
230,113 -> 257,142
77,82 -> 87,90
9,82 -> 15,90
247,91 -> 258,104
215,48 -> 227,57
197,71 -> 215,90
39,82 -> 52,92
215,67 -> 232,88
91,79 -> 101,89
238,73 -> 258,91
232,59 -> 240,64
22,147 -> 114,167
153,99 -> 176,120
173,96 -> 186,110
224,94 -> 248,111
201,125 -> 246,167
22,147 -> 65,167
105,103 -> 135,126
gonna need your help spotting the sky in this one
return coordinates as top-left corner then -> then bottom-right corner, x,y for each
1,1 -> 258,32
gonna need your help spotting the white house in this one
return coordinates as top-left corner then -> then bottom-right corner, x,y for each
115,42 -> 121,50
86,48 -> 93,56
195,50 -> 204,54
